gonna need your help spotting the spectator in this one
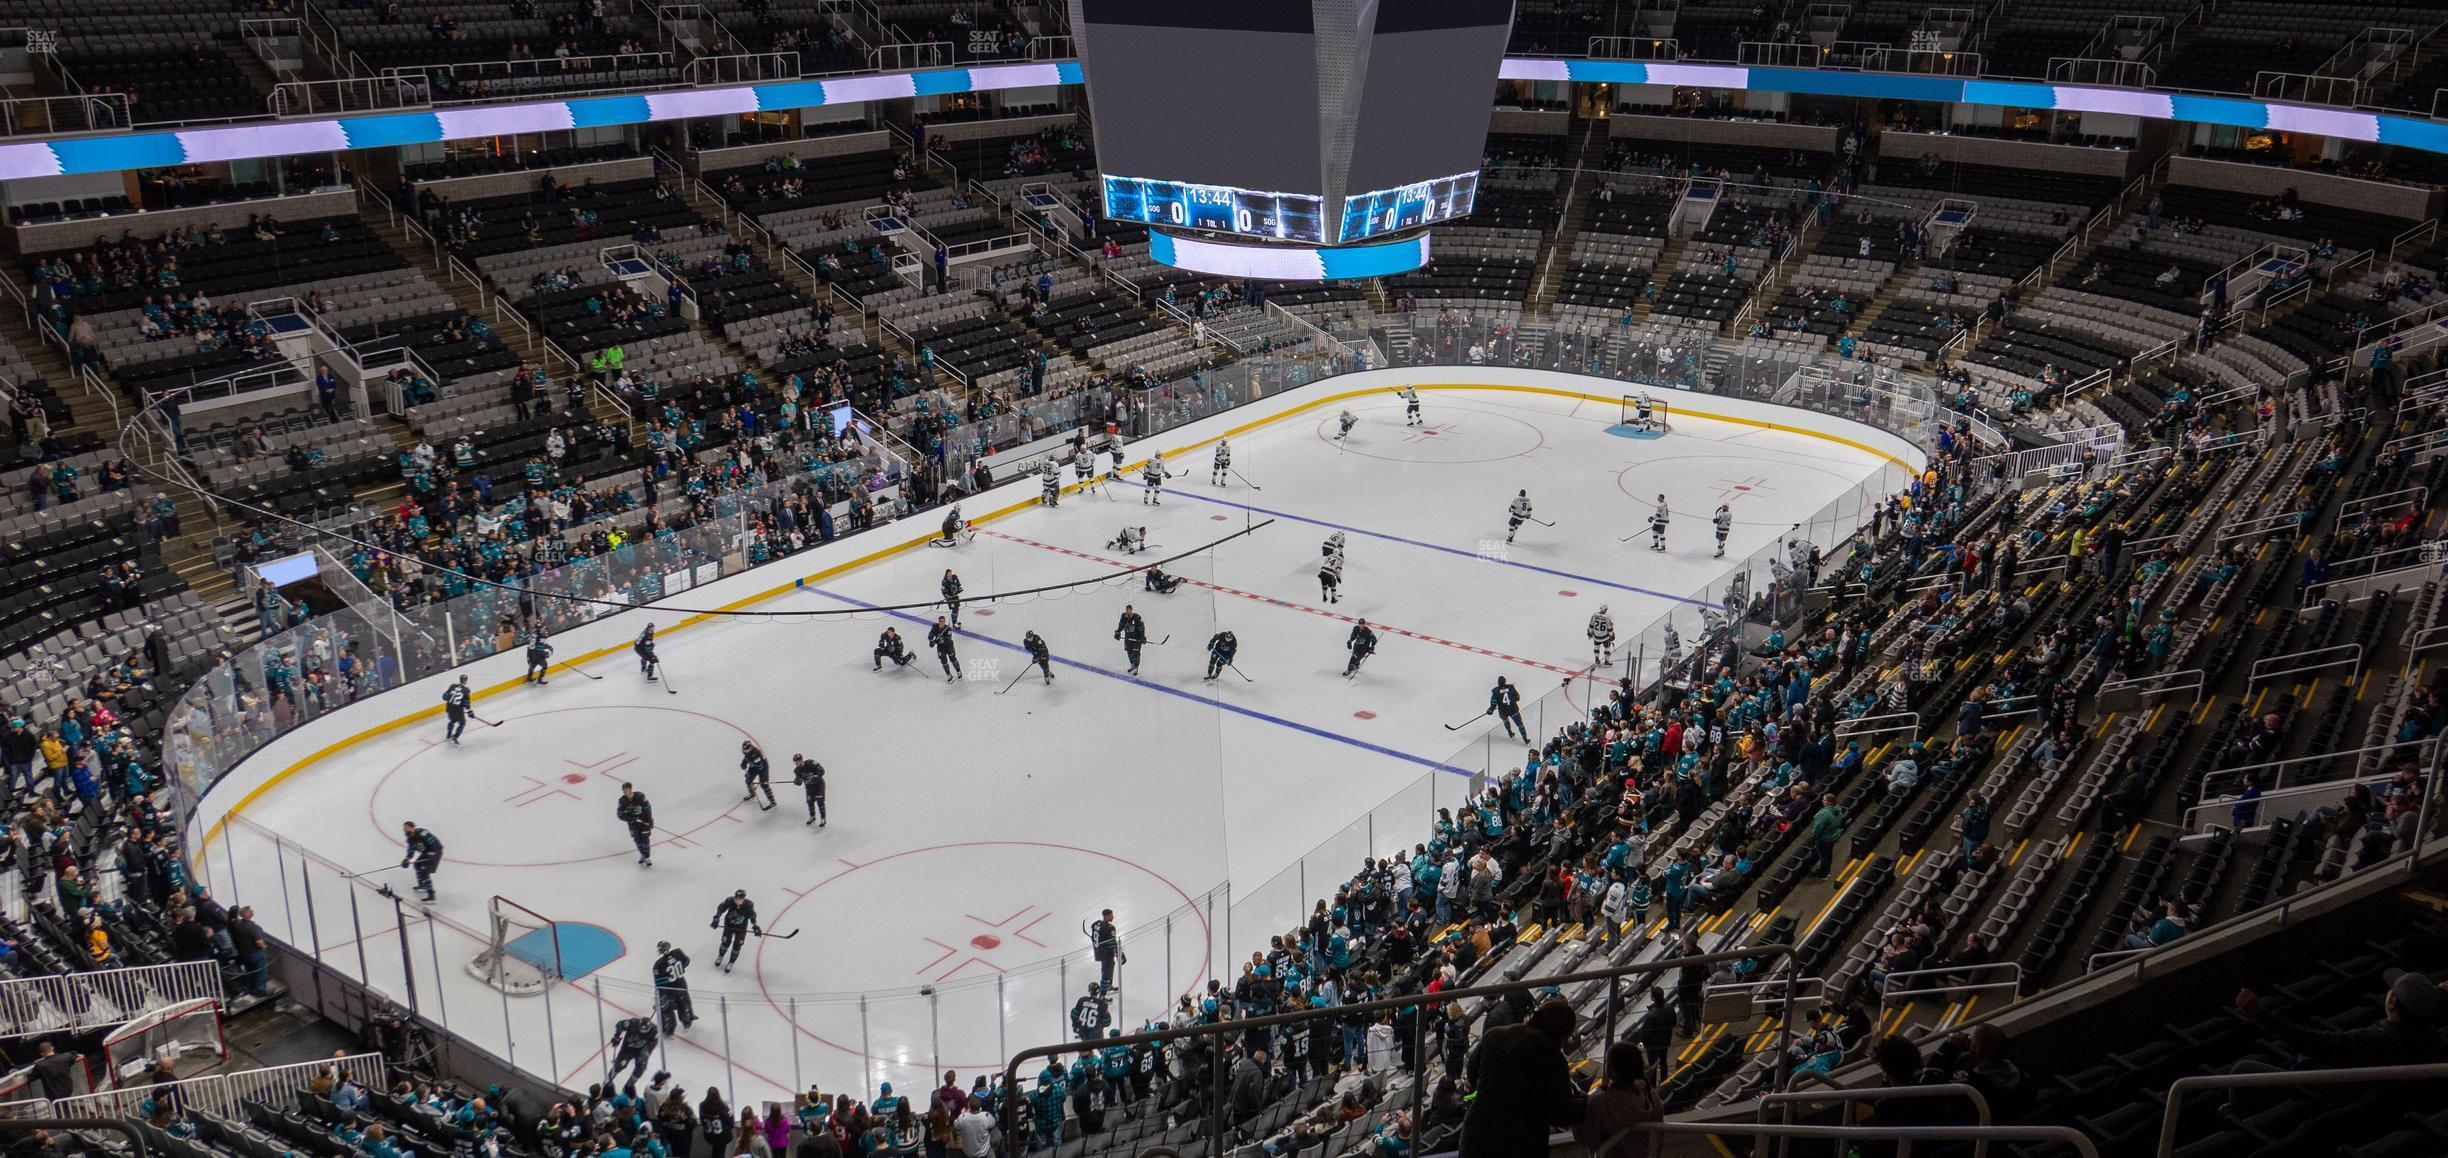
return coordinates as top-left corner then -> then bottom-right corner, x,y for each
1460,999 -> 1584,1158
1574,1039 -> 1662,1158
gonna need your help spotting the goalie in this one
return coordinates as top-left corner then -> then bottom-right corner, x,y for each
1632,392 -> 1663,433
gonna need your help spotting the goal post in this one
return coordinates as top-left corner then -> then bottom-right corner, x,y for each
1619,394 -> 1671,432
468,895 -> 563,996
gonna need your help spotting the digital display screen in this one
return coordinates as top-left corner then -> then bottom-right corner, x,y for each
1102,175 -> 1327,244
1338,171 -> 1480,243
1147,231 -> 1430,281
1072,0 -> 1323,195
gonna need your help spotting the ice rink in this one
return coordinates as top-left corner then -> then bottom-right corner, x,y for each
195,376 -> 1915,1104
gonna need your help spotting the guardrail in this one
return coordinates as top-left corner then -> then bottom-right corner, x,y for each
2182,767 -> 2401,837
0,91 -> 130,136
683,50 -> 799,86
1876,961 -> 2023,1024
2155,1063 -> 2448,1157
51,1052 -> 386,1119
2196,736 -> 2438,801
2244,642 -> 2363,690
2339,484 -> 2429,521
1834,711 -> 1919,741
2094,668 -> 2206,715
0,960 -> 224,1039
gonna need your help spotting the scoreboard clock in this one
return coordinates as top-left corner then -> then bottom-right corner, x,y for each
1100,175 -> 1328,244
1337,171 -> 1481,243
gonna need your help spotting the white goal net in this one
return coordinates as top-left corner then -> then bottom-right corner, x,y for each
468,895 -> 563,996
1619,394 -> 1671,432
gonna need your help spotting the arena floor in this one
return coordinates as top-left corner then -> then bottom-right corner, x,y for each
198,381 -> 1913,1104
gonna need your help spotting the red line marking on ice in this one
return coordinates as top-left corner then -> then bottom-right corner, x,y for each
937,957 -> 1002,982
1013,911 -> 1050,948
838,858 -> 862,868
916,936 -> 959,976
979,529 -> 1608,685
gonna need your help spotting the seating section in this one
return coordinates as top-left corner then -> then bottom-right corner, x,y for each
324,0 -> 675,97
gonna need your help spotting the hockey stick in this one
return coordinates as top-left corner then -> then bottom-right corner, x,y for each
754,928 -> 800,939
1225,662 -> 1255,683
469,712 -> 504,728
571,666 -> 606,681
1230,468 -> 1263,491
994,668 -> 1031,695
1527,517 -> 1558,528
1443,708 -> 1494,731
658,665 -> 680,695
340,865 -> 399,880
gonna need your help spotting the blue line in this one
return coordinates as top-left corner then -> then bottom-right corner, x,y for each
1140,483 -> 1719,608
800,586 -> 1477,778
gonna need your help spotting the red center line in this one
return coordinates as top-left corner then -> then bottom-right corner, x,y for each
978,529 -> 1610,685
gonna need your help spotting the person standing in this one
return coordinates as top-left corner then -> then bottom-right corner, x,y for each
398,822 -> 444,902
1809,793 -> 1846,879
618,782 -> 656,866
1460,1000 -> 1584,1158
441,675 -> 472,745
1090,909 -> 1123,992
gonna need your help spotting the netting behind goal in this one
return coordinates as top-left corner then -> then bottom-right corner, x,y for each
468,895 -> 562,996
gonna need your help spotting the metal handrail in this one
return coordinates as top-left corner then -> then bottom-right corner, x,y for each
2155,1062 -> 2448,1157
2197,736 -> 2438,799
1756,1082 -> 1992,1158
1835,711 -> 1920,741
2244,642 -> 2363,689
2095,668 -> 2207,711
1613,1120 -> 2101,1158
1875,961 -> 2023,1011
2181,767 -> 2401,836
997,942 -> 1795,1158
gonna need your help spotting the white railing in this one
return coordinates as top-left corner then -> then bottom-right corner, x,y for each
1876,962 -> 2023,1022
0,960 -> 224,1039
2195,736 -> 2438,800
2182,767 -> 2400,837
1834,711 -> 1919,741
2155,1063 -> 2448,1157
2243,642 -> 2363,690
50,1051 -> 385,1118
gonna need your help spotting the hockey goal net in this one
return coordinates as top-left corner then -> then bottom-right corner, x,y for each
468,895 -> 563,996
1619,394 -> 1671,433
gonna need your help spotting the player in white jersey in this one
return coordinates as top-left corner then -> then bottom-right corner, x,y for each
1713,503 -> 1733,558
1648,494 -> 1671,551
1587,605 -> 1616,666
1506,490 -> 1534,543
1336,410 -> 1358,441
1211,439 -> 1232,485
1319,531 -> 1346,603
1399,386 -> 1421,426
1038,457 -> 1061,508
1140,450 -> 1169,505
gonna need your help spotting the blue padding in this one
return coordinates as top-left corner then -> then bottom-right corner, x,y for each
756,81 -> 830,109
2167,95 -> 2270,131
912,69 -> 973,96
1318,236 -> 1431,279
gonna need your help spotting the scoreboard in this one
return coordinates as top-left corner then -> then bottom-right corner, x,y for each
1337,172 -> 1480,243
1100,175 -> 1327,244
1070,0 -> 1513,268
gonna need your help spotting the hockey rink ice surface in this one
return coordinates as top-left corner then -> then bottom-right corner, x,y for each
200,379 -> 1915,1102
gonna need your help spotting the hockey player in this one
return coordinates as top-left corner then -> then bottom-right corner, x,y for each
873,626 -> 915,670
739,741 -> 775,810
937,504 -> 968,547
1506,490 -> 1534,544
1211,439 -> 1232,485
652,941 -> 698,1033
524,636 -> 554,685
636,623 -> 660,681
1713,503 -> 1733,559
1114,605 -> 1149,676
1319,531 -> 1346,603
1140,450 -> 1169,505
608,1015 -> 659,1087
1661,620 -> 1684,681
1490,676 -> 1525,739
1108,525 -> 1147,555
441,675 -> 472,744
617,781 -> 656,866
792,754 -> 827,826
927,616 -> 962,681
1090,909 -> 1124,990
710,889 -> 761,971
1024,630 -> 1055,684
1336,410 -> 1358,441
1145,565 -> 1183,594
1071,992 -> 1111,1042
1400,386 -> 1421,426
1588,604 -> 1617,666
1634,392 -> 1658,432
941,569 -> 965,625
1106,438 -> 1128,487
1039,457 -> 1062,508
398,821 -> 443,902
1648,495 -> 1671,551
1344,618 -> 1377,678
1204,630 -> 1238,681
